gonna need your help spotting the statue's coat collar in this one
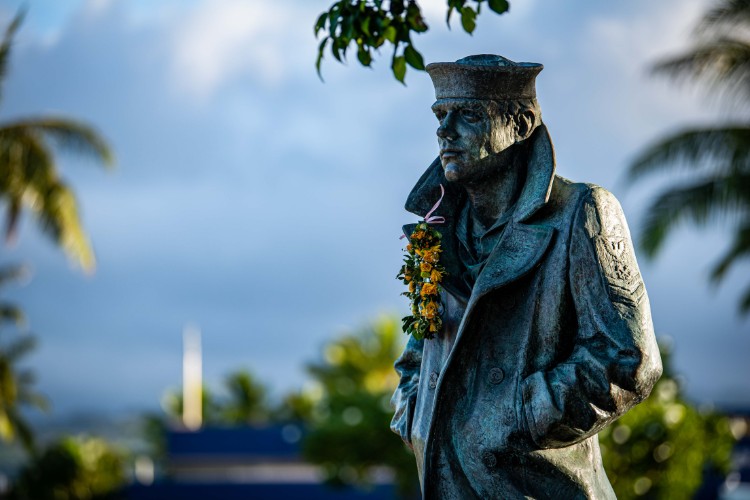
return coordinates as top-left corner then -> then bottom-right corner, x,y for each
402,123 -> 558,302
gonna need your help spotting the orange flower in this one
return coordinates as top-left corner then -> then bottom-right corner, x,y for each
430,269 -> 442,283
406,244 -> 412,253
412,230 -> 425,240
420,261 -> 432,273
421,283 -> 438,296
429,322 -> 438,333
421,300 -> 438,319
423,246 -> 441,263
408,281 -> 416,293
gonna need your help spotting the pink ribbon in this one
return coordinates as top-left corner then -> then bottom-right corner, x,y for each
401,184 -> 446,239
424,184 -> 446,224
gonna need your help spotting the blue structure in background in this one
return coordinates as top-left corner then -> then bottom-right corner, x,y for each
126,424 -> 403,499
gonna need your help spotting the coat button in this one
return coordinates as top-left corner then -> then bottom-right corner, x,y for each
428,371 -> 439,390
488,367 -> 504,385
482,451 -> 497,468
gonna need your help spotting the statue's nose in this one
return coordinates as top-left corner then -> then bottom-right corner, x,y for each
437,122 -> 457,141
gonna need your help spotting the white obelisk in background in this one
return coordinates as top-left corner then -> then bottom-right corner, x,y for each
182,324 -> 202,431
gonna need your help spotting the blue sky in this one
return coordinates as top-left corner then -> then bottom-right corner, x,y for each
1,0 -> 748,417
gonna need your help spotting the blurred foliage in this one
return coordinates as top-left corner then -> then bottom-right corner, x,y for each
160,369 -> 274,427
10,435 -> 127,500
219,370 -> 270,425
0,9 -> 113,272
599,340 -> 735,498
314,0 -> 510,83
160,385 -> 223,427
140,412 -> 168,463
301,316 -> 419,497
274,390 -> 317,423
0,264 -> 47,454
626,0 -> 750,313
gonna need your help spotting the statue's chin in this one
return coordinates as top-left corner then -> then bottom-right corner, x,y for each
443,162 -> 461,182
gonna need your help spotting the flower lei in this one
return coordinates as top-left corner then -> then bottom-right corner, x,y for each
397,185 -> 447,340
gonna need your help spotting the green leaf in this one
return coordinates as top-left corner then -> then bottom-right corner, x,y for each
316,38 -> 329,79
488,0 -> 510,14
460,6 -> 477,34
446,0 -> 464,27
404,45 -> 425,70
406,2 -> 428,32
314,12 -> 327,35
361,16 -> 371,36
331,38 -> 344,62
383,25 -> 397,43
341,16 -> 354,41
357,46 -> 372,67
392,55 -> 407,83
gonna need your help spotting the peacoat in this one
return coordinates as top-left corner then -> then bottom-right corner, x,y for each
390,124 -> 663,499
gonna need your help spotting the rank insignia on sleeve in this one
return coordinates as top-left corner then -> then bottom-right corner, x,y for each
595,223 -> 644,307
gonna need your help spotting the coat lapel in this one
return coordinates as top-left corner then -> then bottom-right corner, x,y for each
469,222 -> 554,304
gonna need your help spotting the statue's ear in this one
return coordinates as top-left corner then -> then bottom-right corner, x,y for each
516,110 -> 536,141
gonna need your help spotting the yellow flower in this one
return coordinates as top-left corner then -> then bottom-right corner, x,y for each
421,283 -> 438,296
412,230 -> 425,240
430,269 -> 442,283
406,243 -> 412,253
422,246 -> 441,264
409,281 -> 416,293
421,300 -> 438,319
420,261 -> 432,273
429,322 -> 438,333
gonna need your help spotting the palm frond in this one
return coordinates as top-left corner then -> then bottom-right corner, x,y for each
652,37 -> 750,102
0,7 -> 25,105
741,283 -> 750,312
0,127 -> 56,242
698,0 -> 750,35
639,173 -> 750,256
0,264 -> 28,287
16,390 -> 49,413
5,407 -> 35,454
3,336 -> 36,363
0,304 -> 24,326
0,131 -> 97,271
710,223 -> 750,282
627,126 -> 750,182
13,369 -> 48,411
0,118 -> 114,167
38,181 -> 96,272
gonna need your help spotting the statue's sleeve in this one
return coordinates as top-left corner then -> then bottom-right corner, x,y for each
520,185 -> 662,449
390,334 -> 424,449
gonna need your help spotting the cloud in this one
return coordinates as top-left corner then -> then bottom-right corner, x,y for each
580,0 -> 716,142
169,0 -> 318,97
587,0 -> 706,66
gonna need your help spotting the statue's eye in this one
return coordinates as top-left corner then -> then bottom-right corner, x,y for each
461,109 -> 482,123
434,110 -> 447,122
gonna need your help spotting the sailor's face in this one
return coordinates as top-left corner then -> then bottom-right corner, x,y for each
432,99 -> 515,183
